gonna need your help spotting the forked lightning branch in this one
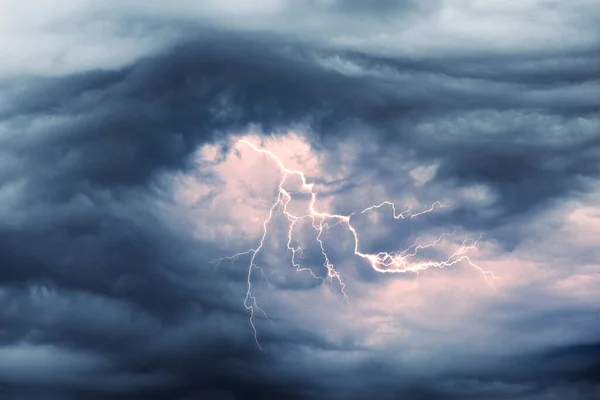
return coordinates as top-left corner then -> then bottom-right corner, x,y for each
216,139 -> 497,350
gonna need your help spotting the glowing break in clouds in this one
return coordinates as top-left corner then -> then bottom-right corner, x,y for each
216,138 -> 497,350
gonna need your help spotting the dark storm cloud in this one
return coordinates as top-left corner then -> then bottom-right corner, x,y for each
3,32 -> 598,210
1,3 -> 600,398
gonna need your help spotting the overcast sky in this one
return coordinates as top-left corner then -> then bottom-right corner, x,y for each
1,1 -> 600,399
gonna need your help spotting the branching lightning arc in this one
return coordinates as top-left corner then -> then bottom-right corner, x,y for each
215,139 -> 497,350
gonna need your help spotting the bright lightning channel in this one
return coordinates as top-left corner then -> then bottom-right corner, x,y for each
215,139 -> 497,350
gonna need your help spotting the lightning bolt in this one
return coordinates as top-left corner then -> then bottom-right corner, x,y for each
215,139 -> 497,350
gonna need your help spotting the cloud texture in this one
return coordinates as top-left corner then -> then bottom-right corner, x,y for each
1,1 -> 599,399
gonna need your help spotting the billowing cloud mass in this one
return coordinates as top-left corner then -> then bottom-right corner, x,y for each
1,1 -> 600,399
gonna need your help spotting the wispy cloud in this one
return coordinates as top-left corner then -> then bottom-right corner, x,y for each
0,1 -> 599,398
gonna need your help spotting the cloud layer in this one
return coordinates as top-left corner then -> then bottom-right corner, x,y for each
1,1 -> 599,399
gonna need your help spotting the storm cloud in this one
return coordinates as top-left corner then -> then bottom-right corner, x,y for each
1,1 -> 600,399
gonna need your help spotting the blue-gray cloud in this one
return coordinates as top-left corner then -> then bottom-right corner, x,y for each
1,2 -> 599,399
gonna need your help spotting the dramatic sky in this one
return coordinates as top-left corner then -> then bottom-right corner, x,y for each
1,1 -> 600,399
